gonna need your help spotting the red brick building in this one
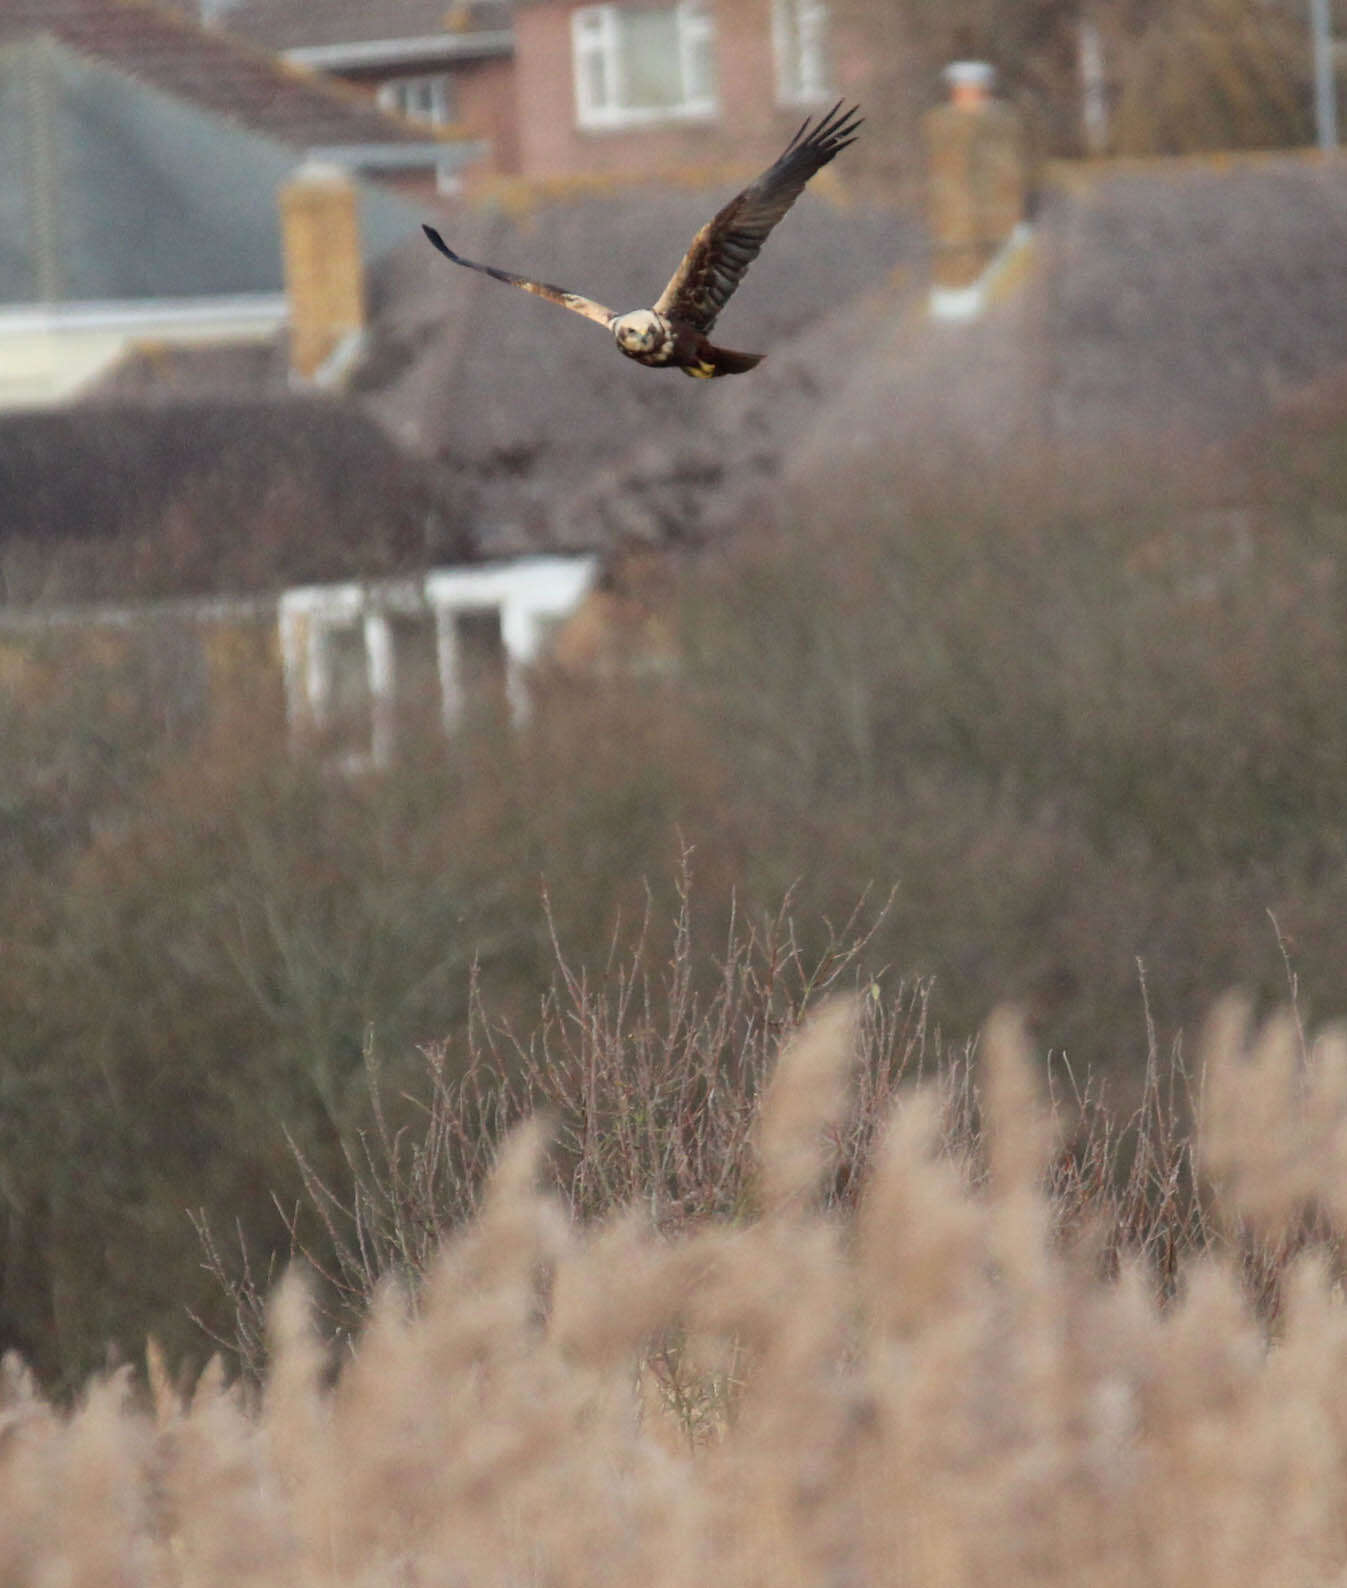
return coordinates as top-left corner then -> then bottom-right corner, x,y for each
201,0 -> 873,183
512,0 -> 865,177
190,0 -> 520,181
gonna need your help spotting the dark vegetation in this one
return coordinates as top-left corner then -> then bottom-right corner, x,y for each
5,382 -> 1347,1389
0,401 -> 467,607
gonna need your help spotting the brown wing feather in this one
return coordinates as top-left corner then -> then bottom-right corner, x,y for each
422,226 -> 615,328
653,102 -> 862,334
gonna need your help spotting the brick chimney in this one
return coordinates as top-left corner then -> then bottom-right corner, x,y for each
279,161 -> 366,382
923,61 -> 1027,296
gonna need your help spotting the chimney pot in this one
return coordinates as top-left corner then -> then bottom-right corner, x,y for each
943,59 -> 996,111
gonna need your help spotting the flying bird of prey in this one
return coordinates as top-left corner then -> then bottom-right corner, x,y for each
421,101 -> 862,378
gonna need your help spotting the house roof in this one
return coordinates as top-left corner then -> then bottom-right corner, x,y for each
14,145 -> 1347,606
790,151 -> 1347,485
0,0 -> 436,149
352,180 -> 913,557
15,168 -> 908,577
189,0 -> 513,54
0,34 -> 429,306
362,149 -> 1347,559
1040,155 -> 1347,445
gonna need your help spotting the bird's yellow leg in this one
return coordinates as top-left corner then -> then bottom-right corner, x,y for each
682,362 -> 717,379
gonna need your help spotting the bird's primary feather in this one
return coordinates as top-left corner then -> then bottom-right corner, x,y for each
422,225 -> 615,327
654,101 -> 863,334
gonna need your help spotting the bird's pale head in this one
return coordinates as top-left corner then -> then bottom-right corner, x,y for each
612,309 -> 667,355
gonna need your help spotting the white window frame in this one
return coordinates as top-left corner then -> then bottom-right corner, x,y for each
771,0 -> 831,108
376,72 -> 455,127
571,1 -> 718,130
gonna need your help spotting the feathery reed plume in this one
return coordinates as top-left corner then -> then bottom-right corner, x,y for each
755,996 -> 858,1216
8,996 -> 1347,1584
1199,994 -> 1347,1236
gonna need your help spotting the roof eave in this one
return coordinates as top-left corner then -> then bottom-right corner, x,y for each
284,32 -> 514,72
0,294 -> 289,335
309,139 -> 489,171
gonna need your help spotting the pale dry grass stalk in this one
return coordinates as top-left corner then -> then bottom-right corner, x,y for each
11,997 -> 1347,1584
198,882 -> 928,1374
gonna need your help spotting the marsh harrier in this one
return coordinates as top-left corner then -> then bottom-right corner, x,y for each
421,102 -> 862,378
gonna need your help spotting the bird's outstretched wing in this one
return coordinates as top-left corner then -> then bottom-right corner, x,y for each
654,102 -> 862,334
422,225 -> 615,328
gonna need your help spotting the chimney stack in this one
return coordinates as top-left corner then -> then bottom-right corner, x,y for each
280,161 -> 366,382
923,61 -> 1027,296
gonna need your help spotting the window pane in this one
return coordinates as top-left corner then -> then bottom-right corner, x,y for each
775,0 -> 830,103
386,74 -> 454,126
581,44 -> 612,112
683,29 -> 717,104
799,0 -> 829,98
618,8 -> 683,109
780,0 -> 803,97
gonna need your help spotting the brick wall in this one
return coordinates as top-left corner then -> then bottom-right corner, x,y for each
512,0 -> 842,181
456,55 -> 522,176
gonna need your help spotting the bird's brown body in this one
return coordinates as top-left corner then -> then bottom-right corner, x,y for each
421,103 -> 861,379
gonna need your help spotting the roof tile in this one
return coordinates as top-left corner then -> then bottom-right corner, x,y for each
0,0 -> 431,146
180,0 -> 511,53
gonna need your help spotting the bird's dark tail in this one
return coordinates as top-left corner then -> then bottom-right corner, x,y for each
684,345 -> 766,378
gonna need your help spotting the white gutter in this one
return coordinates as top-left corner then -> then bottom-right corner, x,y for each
0,294 -> 289,410
284,31 -> 513,71
308,139 -> 487,171
0,293 -> 288,336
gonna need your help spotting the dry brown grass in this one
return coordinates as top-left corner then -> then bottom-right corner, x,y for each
7,994 -> 1347,1584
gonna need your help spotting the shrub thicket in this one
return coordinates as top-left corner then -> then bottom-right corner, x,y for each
678,419 -> 1347,1065
5,391 -> 1347,1388
0,673 -> 736,1387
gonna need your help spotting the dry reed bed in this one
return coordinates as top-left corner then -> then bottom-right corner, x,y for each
4,997 -> 1346,1587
